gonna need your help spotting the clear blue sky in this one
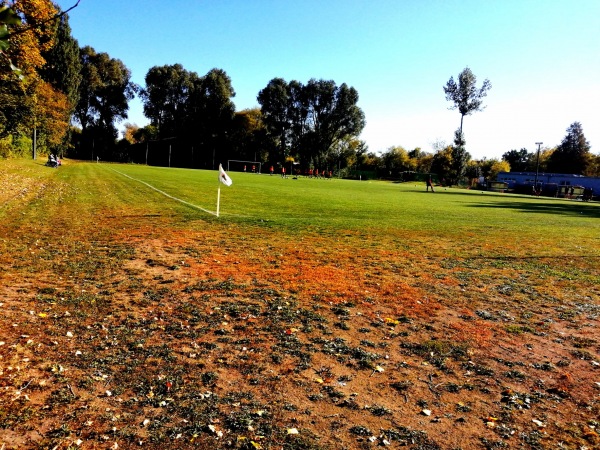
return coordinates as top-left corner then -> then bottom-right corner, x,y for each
55,0 -> 599,159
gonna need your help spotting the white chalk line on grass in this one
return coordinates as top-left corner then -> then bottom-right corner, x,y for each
107,166 -> 217,217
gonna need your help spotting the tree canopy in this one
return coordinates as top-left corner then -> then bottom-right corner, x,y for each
257,78 -> 365,167
547,122 -> 591,175
449,128 -> 470,185
72,46 -> 136,159
0,0 -> 58,139
140,64 -> 236,168
502,148 -> 531,172
141,64 -> 198,139
443,67 -> 491,134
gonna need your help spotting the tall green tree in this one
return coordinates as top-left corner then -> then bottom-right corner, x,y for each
141,63 -> 198,138
258,77 -> 365,167
328,136 -> 365,175
381,146 -> 415,177
448,128 -> 470,185
140,65 -> 236,168
586,154 -> 600,177
430,145 -> 453,183
443,67 -> 491,134
40,10 -> 81,154
257,77 -> 291,162
300,79 -> 365,166
414,152 -> 433,174
547,122 -> 592,175
132,124 -> 158,144
189,68 -> 235,168
286,79 -> 309,157
465,159 -> 482,183
40,10 -> 80,108
74,46 -> 136,159
502,148 -> 531,172
230,108 -> 269,162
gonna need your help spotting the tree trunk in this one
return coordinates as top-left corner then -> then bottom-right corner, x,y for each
32,127 -> 37,160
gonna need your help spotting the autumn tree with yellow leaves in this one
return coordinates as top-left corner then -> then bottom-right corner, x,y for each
0,0 -> 78,156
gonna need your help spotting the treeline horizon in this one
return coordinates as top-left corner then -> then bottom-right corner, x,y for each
1,2 -> 598,184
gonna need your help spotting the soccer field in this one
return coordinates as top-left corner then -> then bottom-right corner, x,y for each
82,161 -> 600,256
1,159 -> 600,449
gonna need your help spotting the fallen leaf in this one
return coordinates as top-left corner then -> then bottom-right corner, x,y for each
208,424 -> 222,436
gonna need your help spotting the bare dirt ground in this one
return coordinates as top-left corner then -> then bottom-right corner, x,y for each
1,167 -> 599,449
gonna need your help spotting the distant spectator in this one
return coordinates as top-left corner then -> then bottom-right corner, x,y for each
426,176 -> 435,192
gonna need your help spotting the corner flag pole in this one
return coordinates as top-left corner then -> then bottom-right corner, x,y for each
217,164 -> 232,217
216,185 -> 221,217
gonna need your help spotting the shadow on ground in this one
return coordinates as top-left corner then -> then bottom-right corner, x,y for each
467,200 -> 600,218
411,189 -> 600,218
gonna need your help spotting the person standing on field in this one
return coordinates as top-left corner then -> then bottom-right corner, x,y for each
426,176 -> 435,192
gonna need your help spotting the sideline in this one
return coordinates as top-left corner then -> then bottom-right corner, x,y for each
106,166 -> 218,217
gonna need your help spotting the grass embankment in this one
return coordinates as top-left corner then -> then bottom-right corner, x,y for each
1,158 -> 599,449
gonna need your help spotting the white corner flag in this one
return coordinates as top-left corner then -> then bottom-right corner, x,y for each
216,164 -> 232,218
219,164 -> 233,186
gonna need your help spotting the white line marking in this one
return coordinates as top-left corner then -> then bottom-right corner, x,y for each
107,166 -> 218,216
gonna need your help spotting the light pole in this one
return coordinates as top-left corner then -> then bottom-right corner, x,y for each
534,142 -> 543,191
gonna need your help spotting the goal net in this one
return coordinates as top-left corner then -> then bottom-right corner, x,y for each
227,160 -> 262,173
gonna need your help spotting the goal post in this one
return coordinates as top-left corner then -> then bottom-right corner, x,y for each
227,160 -> 262,174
